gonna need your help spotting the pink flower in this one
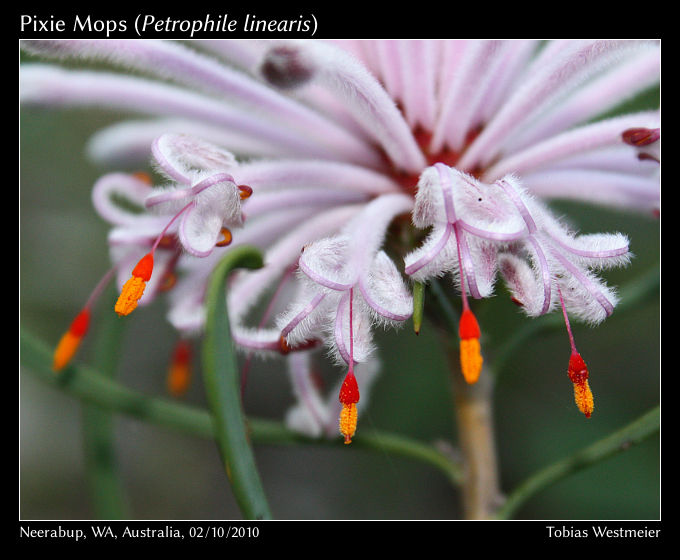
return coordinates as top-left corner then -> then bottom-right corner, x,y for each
22,39 -> 659,435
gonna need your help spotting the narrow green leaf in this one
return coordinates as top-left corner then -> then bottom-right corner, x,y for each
200,245 -> 272,520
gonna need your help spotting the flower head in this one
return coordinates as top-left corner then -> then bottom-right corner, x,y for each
23,39 -> 658,429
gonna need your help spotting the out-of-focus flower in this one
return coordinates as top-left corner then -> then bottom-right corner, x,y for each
21,39 -> 659,437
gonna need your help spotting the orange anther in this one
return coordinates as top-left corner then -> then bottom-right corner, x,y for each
238,185 -> 253,200
53,308 -> 91,371
215,227 -> 233,247
132,171 -> 153,185
115,253 -> 154,316
339,403 -> 358,444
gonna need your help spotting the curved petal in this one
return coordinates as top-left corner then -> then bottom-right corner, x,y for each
404,223 -> 456,280
498,251 -> 553,317
277,290 -> 328,347
179,202 -> 222,257
360,251 -> 413,323
152,133 -> 237,184
298,236 -> 354,291
92,172 -> 159,227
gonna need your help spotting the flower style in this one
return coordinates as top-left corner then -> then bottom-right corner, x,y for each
23,39 -> 659,440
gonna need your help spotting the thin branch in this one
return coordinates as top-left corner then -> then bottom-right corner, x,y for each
495,405 -> 659,519
20,327 -> 462,487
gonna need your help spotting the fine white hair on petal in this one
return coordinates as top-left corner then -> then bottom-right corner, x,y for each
482,110 -> 661,182
404,224 -> 458,282
498,253 -> 553,317
152,133 -> 237,184
330,290 -> 376,366
520,168 -> 660,212
360,251 -> 413,324
231,327 -> 282,357
87,118 -> 290,166
431,40 -> 509,154
509,44 -> 661,153
276,287 -> 330,349
298,236 -> 354,292
178,201 -> 223,257
21,39 -> 379,167
555,266 -> 620,325
412,166 -> 450,227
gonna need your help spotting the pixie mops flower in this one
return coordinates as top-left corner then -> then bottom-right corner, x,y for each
23,39 -> 659,439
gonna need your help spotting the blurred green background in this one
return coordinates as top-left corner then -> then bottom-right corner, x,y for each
19,54 -> 660,521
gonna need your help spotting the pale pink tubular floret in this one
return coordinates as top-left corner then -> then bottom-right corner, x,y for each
227,204 -> 361,355
277,194 -> 413,365
142,134 -> 245,257
21,39 -> 379,169
258,40 -> 427,174
483,111 -> 661,181
458,40 -> 657,171
495,176 -> 629,323
509,44 -> 661,152
431,40 -> 510,154
405,165 -> 524,298
19,64 -> 378,168
87,118 -> 292,166
405,164 -> 631,323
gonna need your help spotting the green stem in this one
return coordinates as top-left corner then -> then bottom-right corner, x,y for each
495,405 -> 660,519
20,328 -> 462,487
82,296 -> 129,519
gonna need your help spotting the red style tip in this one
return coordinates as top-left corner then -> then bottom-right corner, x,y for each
339,370 -> 360,405
69,308 -> 91,337
568,352 -> 588,385
131,252 -> 154,282
622,127 -> 660,147
459,308 -> 481,340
